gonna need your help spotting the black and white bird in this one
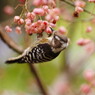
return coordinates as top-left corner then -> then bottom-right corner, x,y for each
6,29 -> 69,64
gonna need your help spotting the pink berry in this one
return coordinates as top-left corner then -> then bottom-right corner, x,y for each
83,70 -> 95,81
33,0 -> 41,6
45,15 -> 52,21
41,0 -> 48,5
40,23 -> 46,30
75,6 -> 84,13
14,16 -> 20,22
77,38 -> 85,46
43,21 -> 48,26
25,19 -> 31,26
26,12 -> 35,20
86,26 -> 92,33
49,23 -> 56,27
25,24 -> 34,34
36,20 -> 43,26
52,8 -> 61,15
42,5 -> 49,12
30,12 -> 36,20
54,16 -> 59,21
5,26 -> 12,32
3,5 -> 14,15
26,12 -> 31,18
33,28 -> 38,33
77,38 -> 91,46
80,84 -> 91,94
14,16 -> 24,25
74,0 -> 86,8
58,26 -> 67,34
45,27 -> 52,34
19,18 -> 24,25
15,26 -> 21,34
33,8 -> 45,16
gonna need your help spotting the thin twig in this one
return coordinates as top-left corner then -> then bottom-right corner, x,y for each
61,0 -> 95,16
0,26 -> 48,95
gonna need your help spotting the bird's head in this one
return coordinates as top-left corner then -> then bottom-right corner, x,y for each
49,29 -> 69,53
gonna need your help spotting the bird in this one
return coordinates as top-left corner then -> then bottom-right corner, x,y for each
5,28 -> 69,64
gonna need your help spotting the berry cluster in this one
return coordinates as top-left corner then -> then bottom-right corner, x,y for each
5,0 -> 67,36
74,0 -> 85,17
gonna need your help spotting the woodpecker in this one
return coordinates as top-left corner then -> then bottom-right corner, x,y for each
6,29 -> 69,64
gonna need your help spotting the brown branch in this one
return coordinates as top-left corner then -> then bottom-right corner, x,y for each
0,26 -> 48,95
29,63 -> 48,95
0,26 -> 24,54
61,0 -> 95,16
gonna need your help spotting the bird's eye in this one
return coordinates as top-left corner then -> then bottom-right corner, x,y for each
61,36 -> 68,43
61,39 -> 67,43
54,34 -> 68,43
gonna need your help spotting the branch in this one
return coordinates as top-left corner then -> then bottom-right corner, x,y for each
61,0 -> 95,16
0,25 -> 48,95
29,63 -> 48,95
0,26 -> 24,54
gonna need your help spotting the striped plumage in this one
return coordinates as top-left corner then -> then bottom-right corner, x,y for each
6,31 -> 69,64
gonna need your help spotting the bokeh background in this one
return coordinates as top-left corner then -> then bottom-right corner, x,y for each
0,0 -> 95,95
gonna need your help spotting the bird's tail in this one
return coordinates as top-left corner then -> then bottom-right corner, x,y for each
5,55 -> 25,64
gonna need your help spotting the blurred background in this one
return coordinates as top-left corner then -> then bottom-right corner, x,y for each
0,0 -> 95,95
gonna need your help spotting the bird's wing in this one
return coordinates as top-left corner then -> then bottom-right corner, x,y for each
5,38 -> 50,64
